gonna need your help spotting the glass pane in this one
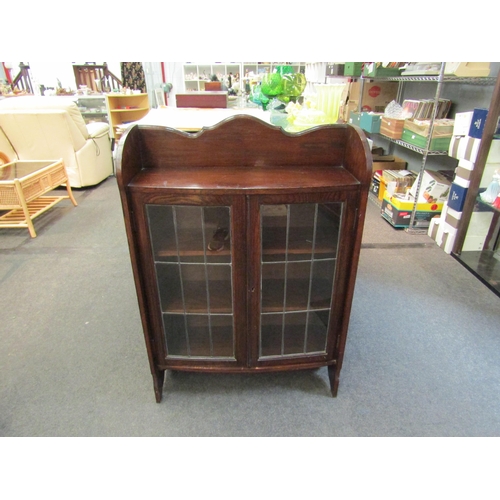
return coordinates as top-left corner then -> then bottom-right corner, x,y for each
163,313 -> 188,356
147,204 -> 234,360
210,315 -> 235,357
207,264 -> 233,313
261,204 -> 288,262
283,312 -> 308,355
286,261 -> 313,310
261,263 -> 285,312
259,201 -> 342,359
287,204 -> 315,261
260,310 -> 329,357
310,260 -> 335,310
147,205 -> 231,263
316,204 -> 342,259
156,263 -> 183,313
305,310 -> 329,352
163,314 -> 234,358
260,313 -> 283,357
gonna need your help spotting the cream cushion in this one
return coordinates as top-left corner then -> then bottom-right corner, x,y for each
0,96 -> 113,187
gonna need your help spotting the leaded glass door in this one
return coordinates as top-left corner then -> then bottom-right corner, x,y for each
252,198 -> 345,362
145,200 -> 245,363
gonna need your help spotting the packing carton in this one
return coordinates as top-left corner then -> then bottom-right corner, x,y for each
410,170 -> 451,204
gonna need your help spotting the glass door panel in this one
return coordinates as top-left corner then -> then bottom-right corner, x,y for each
259,202 -> 342,359
148,205 -> 231,264
147,204 -> 235,360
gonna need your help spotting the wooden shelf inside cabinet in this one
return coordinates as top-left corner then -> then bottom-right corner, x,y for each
105,93 -> 150,140
116,115 -> 372,402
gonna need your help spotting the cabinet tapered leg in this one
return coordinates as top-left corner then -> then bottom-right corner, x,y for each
152,369 -> 165,403
327,364 -> 339,397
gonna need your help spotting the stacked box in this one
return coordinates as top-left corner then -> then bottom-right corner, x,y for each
362,64 -> 402,77
410,170 -> 451,204
449,159 -> 473,214
433,109 -> 500,254
382,170 -> 416,194
428,202 -> 459,254
448,134 -> 481,162
468,108 -> 489,138
342,81 -> 399,121
360,113 -> 383,133
448,171 -> 470,212
402,119 -> 454,150
344,62 -> 363,76
348,111 -> 362,127
381,192 -> 443,228
453,111 -> 474,136
372,155 -> 407,174
380,117 -> 405,139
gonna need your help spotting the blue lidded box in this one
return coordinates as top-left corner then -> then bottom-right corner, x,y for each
447,182 -> 468,212
468,108 -> 488,139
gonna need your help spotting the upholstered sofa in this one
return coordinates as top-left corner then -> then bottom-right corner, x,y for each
0,96 -> 113,187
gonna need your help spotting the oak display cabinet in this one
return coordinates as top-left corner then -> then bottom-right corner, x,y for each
116,116 -> 372,402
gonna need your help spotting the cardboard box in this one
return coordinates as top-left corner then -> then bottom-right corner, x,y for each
453,111 -> 474,136
444,205 -> 462,229
372,155 -> 407,173
453,172 -> 471,188
452,138 -> 500,163
382,169 -> 416,194
410,170 -> 451,204
450,135 -> 481,162
360,112 -> 383,133
402,119 -> 454,150
348,111 -> 361,126
402,128 -> 452,151
444,62 -> 491,77
344,62 -> 363,76
448,135 -> 462,159
381,193 -> 443,228
468,108 -> 488,138
362,63 -> 402,77
455,165 -> 473,182
380,117 -> 405,139
403,119 -> 455,138
458,158 -> 475,171
428,202 -> 456,253
435,219 -> 457,254
428,216 -> 441,241
343,81 -> 399,120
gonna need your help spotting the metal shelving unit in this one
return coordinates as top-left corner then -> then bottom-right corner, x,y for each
360,64 -> 497,234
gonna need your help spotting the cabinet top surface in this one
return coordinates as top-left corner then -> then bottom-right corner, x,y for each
128,165 -> 360,193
